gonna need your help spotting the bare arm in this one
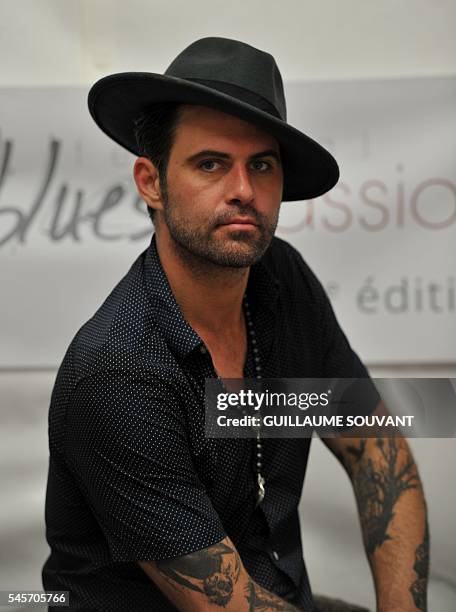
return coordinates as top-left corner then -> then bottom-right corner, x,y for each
138,535 -> 301,611
322,416 -> 429,611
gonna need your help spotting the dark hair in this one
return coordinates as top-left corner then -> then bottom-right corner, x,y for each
133,102 -> 184,224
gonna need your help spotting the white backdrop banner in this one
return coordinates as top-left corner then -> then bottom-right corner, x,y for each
1,76 -> 455,367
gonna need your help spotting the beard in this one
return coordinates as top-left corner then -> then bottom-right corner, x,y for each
160,181 -> 280,269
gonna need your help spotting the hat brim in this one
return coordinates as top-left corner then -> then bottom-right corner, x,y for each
88,72 -> 339,201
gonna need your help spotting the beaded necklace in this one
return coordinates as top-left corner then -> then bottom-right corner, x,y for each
213,293 -> 265,507
243,293 -> 266,508
217,294 -> 266,508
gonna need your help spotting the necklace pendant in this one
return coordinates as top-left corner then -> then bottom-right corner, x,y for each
256,473 -> 266,507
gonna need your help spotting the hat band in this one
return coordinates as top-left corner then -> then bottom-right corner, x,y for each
186,78 -> 282,120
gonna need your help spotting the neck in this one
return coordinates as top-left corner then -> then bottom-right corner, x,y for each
155,231 -> 249,336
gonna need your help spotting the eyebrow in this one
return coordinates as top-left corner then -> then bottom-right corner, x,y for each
185,149 -> 281,164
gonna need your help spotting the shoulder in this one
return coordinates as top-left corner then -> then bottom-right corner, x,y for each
261,235 -> 328,305
57,248 -> 174,394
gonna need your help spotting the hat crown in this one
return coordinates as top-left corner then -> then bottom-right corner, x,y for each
88,36 -> 339,201
165,37 -> 287,121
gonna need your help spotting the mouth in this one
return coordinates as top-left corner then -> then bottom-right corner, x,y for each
219,217 -> 259,229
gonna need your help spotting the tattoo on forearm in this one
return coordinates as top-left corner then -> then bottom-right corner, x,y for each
245,579 -> 297,611
155,541 -> 297,610
156,541 -> 241,606
346,438 -> 420,555
410,522 -> 430,611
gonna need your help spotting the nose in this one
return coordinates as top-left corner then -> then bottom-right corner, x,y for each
224,163 -> 255,205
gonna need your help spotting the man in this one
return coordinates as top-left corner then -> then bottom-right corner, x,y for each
42,37 -> 428,611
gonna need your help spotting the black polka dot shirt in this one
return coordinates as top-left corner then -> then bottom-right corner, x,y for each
42,233 -> 377,611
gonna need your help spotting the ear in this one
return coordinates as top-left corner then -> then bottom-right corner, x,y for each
133,157 -> 165,214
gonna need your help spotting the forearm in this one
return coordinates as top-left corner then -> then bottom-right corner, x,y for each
139,536 -> 301,611
348,437 -> 429,611
246,579 -> 301,611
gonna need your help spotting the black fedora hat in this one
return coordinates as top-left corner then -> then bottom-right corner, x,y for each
88,36 -> 339,201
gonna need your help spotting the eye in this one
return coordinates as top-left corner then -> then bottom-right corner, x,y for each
199,160 -> 221,172
250,160 -> 272,172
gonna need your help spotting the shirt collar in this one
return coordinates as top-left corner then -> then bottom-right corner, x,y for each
143,232 -> 280,361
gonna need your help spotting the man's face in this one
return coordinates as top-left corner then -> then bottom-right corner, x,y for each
159,105 -> 283,268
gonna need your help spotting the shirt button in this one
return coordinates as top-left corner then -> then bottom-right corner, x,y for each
272,550 -> 279,561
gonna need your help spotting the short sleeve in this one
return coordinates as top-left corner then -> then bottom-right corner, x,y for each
317,279 -> 381,420
320,292 -> 372,379
64,370 -> 227,563
286,242 -> 381,419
